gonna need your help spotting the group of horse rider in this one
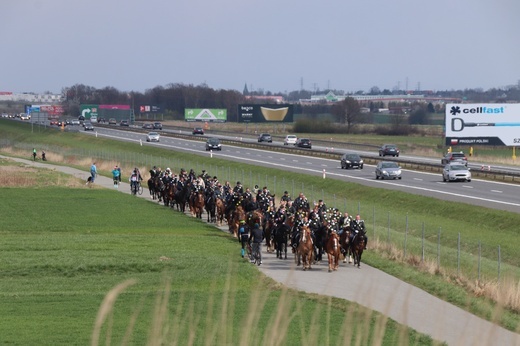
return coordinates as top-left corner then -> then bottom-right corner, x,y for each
145,166 -> 368,259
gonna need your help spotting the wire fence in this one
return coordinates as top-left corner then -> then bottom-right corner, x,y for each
5,142 -> 519,285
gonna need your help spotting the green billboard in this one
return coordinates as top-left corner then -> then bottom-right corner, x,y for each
185,109 -> 227,122
80,104 -> 98,119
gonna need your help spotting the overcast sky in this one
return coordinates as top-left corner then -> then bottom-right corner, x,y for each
2,0 -> 519,94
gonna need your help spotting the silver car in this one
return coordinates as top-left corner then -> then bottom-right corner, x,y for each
375,161 -> 402,180
442,163 -> 471,182
146,132 -> 160,142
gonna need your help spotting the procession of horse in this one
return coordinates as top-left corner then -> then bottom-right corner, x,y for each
146,166 -> 367,271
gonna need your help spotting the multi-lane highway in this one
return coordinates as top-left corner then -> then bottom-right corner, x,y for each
78,125 -> 520,213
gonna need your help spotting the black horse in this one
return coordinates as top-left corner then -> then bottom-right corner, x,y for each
205,188 -> 216,223
274,222 -> 291,259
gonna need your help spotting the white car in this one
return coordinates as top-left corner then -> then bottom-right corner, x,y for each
284,135 -> 297,145
146,132 -> 160,142
442,163 -> 471,182
20,114 -> 31,120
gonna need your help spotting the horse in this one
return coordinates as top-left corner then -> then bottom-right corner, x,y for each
340,228 -> 353,263
350,231 -> 366,268
261,213 -> 276,253
173,182 -> 189,213
204,189 -> 216,223
215,197 -> 226,226
296,226 -> 314,271
230,205 -> 246,238
274,222 -> 290,259
325,231 -> 341,272
190,190 -> 205,219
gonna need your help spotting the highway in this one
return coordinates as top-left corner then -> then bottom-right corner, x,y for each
82,125 -> 520,213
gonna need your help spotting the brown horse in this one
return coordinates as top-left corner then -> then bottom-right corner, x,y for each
190,191 -> 205,219
351,232 -> 365,268
340,228 -> 352,263
296,226 -> 314,271
215,197 -> 226,226
230,206 -> 246,238
325,231 -> 341,272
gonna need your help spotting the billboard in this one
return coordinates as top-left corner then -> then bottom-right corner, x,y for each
445,104 -> 520,146
80,104 -> 98,119
237,104 -> 294,123
139,105 -> 162,113
185,108 -> 227,122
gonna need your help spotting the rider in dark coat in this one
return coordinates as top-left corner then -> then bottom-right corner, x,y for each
350,214 -> 368,249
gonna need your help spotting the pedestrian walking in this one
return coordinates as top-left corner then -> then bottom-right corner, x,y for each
112,166 -> 120,188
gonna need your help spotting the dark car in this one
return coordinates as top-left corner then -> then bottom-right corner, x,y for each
84,122 -> 94,131
205,137 -> 222,151
193,127 -> 204,135
120,119 -> 129,126
441,151 -> 468,166
295,138 -> 312,149
257,133 -> 272,143
142,123 -> 153,129
340,153 -> 364,169
379,144 -> 400,157
153,122 -> 163,130
97,117 -> 106,124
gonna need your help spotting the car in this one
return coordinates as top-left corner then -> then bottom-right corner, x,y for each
97,117 -> 106,124
84,122 -> 94,131
284,135 -> 297,145
71,119 -> 80,125
375,161 -> 402,180
146,131 -> 160,142
20,114 -> 31,120
78,115 -> 85,122
153,122 -> 163,130
90,116 -> 98,123
142,123 -> 154,129
379,144 -> 400,157
442,163 -> 471,182
295,138 -> 312,149
257,133 -> 272,143
441,151 -> 468,166
50,120 -> 59,126
340,153 -> 364,169
205,137 -> 222,151
108,118 -> 117,125
120,119 -> 129,126
193,127 -> 204,135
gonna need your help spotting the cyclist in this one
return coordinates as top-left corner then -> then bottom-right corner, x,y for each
249,222 -> 264,265
129,167 -> 143,194
32,148 -> 37,161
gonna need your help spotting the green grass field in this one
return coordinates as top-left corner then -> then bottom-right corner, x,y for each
0,181 -> 437,345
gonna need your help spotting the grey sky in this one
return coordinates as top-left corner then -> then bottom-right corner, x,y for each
2,0 -> 519,94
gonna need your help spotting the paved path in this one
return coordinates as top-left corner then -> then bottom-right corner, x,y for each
4,155 -> 520,346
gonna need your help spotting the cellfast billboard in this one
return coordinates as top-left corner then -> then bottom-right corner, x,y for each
185,109 -> 227,122
237,104 -> 294,123
445,104 -> 520,146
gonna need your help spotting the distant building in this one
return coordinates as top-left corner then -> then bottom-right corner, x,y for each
244,95 -> 284,103
0,92 -> 63,103
300,91 -> 461,106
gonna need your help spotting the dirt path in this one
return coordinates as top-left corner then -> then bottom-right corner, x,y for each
4,155 -> 520,345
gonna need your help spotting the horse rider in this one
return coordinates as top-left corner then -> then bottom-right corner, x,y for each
149,165 -> 158,178
293,192 -> 310,211
233,181 -> 243,194
338,212 -> 352,235
317,199 -> 327,221
350,214 -> 368,249
280,191 -> 291,203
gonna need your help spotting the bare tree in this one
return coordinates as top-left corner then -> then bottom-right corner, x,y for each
332,97 -> 361,133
